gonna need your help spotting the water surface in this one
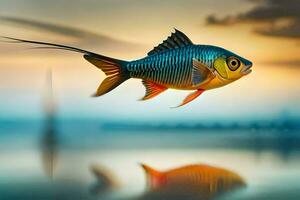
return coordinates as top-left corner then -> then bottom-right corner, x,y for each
0,120 -> 299,200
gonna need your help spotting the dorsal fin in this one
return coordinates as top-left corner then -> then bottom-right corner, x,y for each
147,29 -> 193,56
140,163 -> 166,189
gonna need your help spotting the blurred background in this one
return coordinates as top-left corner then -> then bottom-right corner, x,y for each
0,0 -> 300,200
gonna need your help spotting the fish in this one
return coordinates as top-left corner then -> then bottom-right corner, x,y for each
41,70 -> 58,179
140,163 -> 246,200
3,29 -> 253,107
89,164 -> 118,195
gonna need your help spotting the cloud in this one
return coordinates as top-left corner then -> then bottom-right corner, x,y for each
206,0 -> 300,39
206,15 -> 236,26
0,16 -> 145,51
255,21 -> 300,39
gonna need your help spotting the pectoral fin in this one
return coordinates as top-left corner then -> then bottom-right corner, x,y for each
192,59 -> 215,86
174,89 -> 205,108
140,80 -> 167,100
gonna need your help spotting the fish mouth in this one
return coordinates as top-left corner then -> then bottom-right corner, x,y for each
241,64 -> 252,76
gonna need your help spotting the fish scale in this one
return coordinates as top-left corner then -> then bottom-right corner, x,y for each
127,45 -> 221,89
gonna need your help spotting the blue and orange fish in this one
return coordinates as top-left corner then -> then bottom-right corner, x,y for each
4,29 -> 252,107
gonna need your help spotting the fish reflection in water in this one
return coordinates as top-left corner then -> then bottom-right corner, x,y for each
41,70 -> 58,178
139,163 -> 246,200
41,116 -> 58,178
89,164 -> 119,195
0,162 -> 118,200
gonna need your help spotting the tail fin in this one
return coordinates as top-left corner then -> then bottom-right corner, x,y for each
84,55 -> 130,96
140,163 -> 166,190
1,36 -> 130,97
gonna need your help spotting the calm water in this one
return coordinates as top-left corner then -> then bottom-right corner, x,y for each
0,120 -> 300,200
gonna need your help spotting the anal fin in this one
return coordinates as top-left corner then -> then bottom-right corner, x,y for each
141,80 -> 167,100
174,89 -> 205,108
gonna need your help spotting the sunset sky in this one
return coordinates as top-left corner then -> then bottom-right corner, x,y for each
0,0 -> 299,122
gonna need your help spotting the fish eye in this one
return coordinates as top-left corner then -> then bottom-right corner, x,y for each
227,57 -> 240,71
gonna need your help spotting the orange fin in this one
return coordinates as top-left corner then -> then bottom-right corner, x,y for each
174,89 -> 205,108
141,80 -> 167,100
84,54 -> 129,97
140,163 -> 166,190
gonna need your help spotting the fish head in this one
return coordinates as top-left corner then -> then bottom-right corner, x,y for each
213,50 -> 253,81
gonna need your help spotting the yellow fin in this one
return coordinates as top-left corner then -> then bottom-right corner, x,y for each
84,54 -> 129,96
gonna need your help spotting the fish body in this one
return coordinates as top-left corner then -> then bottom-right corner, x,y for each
141,163 -> 246,199
127,44 -> 251,91
4,29 -> 252,107
128,45 -> 217,90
